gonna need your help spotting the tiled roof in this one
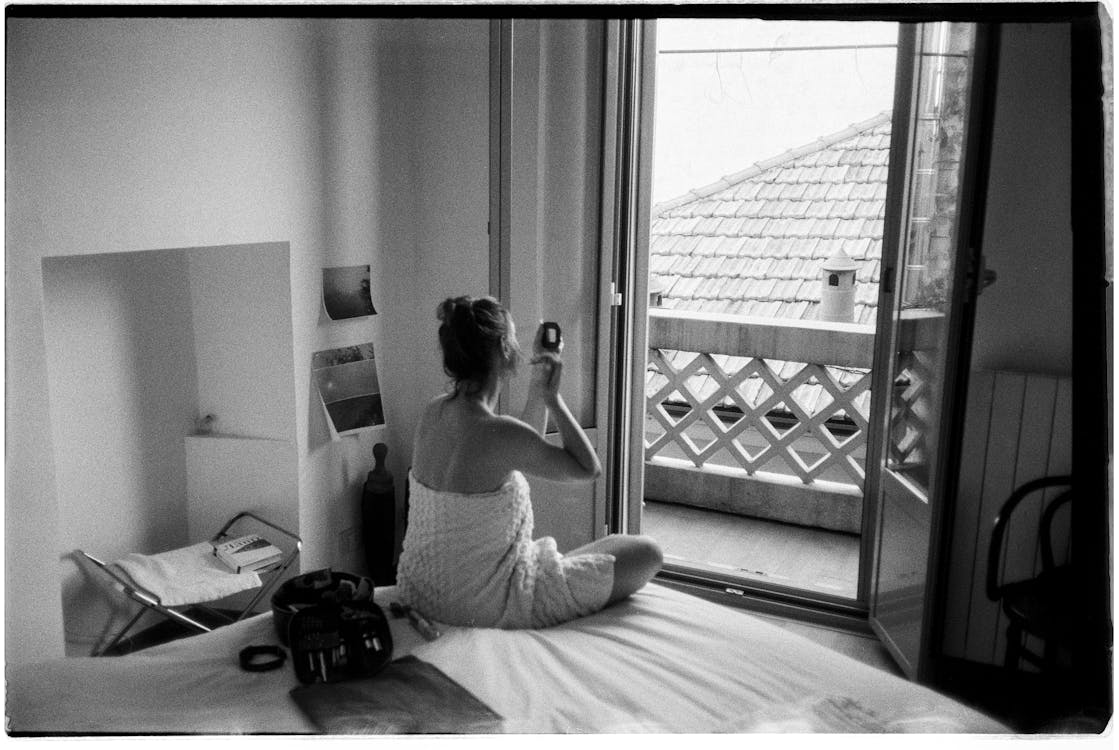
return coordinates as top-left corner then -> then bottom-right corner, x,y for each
647,113 -> 892,422
650,111 -> 890,326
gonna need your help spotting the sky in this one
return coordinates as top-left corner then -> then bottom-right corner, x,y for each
652,19 -> 900,204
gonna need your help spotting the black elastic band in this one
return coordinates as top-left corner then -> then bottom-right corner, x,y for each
239,644 -> 287,672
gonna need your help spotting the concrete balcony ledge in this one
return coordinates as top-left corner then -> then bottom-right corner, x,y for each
645,457 -> 863,534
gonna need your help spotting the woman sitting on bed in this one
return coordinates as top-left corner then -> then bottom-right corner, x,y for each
397,295 -> 662,629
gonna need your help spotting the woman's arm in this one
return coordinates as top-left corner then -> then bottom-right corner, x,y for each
545,388 -> 601,478
520,376 -> 549,437
495,351 -> 600,482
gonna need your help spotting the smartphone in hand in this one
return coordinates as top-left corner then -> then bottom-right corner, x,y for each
540,322 -> 562,351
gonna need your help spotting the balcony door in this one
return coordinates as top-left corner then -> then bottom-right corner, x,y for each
607,16 -> 996,652
865,22 -> 995,680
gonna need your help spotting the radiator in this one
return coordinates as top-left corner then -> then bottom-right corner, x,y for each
940,370 -> 1072,667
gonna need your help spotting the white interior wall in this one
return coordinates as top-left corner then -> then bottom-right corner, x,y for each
506,20 -> 604,429
6,18 -> 328,663
970,23 -> 1073,376
6,18 -> 491,663
188,243 -> 295,442
41,250 -> 199,652
301,19 -> 490,573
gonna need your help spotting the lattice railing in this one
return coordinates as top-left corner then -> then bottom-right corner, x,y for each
645,309 -> 878,489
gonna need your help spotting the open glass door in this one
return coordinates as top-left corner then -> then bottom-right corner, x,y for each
867,21 -> 993,680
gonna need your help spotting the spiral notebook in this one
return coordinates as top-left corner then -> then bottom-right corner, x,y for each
289,655 -> 503,734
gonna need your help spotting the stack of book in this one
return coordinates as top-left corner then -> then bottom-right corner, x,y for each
212,534 -> 283,573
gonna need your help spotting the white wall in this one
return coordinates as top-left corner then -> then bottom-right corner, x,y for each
301,19 -> 490,574
970,23 -> 1073,376
6,18 -> 492,663
42,250 -> 199,651
507,20 -> 605,428
188,243 -> 295,442
6,18 -> 329,663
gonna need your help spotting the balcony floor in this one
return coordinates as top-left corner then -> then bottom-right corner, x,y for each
641,500 -> 861,599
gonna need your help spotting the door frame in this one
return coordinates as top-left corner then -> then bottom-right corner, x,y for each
864,21 -> 1001,680
605,9 -> 1009,625
601,18 -> 658,538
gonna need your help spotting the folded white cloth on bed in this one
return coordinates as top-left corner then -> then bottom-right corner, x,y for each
115,542 -> 261,606
397,470 -> 614,628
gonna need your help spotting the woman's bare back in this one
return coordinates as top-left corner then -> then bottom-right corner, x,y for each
411,395 -> 517,494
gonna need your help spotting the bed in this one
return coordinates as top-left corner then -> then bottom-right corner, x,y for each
6,581 -> 1007,734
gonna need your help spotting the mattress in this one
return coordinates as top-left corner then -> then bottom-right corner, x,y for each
6,582 -> 1007,734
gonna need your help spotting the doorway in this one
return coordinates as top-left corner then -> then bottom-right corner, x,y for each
638,18 -> 898,602
619,18 -> 993,624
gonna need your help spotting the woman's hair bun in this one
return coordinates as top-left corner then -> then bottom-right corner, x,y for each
436,295 -> 520,395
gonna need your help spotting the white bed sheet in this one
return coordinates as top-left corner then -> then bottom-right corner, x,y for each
6,582 -> 1007,734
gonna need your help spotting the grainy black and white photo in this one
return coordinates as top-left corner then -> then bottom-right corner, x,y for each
5,4 -> 1111,741
312,343 -> 385,435
322,264 -> 377,320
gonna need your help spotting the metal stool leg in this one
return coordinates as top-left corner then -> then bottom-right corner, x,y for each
93,608 -> 146,657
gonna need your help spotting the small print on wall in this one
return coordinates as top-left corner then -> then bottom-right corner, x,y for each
322,265 -> 377,320
312,343 -> 385,438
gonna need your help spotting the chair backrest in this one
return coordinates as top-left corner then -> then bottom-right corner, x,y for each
986,476 -> 1072,602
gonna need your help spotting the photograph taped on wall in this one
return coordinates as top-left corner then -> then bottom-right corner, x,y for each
312,343 -> 385,437
322,265 -> 377,320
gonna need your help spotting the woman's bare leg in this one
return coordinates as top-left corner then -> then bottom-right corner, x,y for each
567,534 -> 663,605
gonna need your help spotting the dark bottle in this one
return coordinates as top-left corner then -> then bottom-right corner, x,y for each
362,442 -> 397,585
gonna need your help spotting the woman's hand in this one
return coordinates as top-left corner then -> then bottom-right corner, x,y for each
531,320 -> 564,358
530,352 -> 563,403
528,323 -> 563,398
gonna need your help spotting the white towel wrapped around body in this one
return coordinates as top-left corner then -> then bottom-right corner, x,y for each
397,470 -> 615,629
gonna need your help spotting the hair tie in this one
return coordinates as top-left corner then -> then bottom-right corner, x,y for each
239,644 -> 287,672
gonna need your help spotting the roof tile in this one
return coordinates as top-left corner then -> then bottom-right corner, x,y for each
698,276 -> 729,299
806,200 -> 834,219
855,284 -> 879,305
739,237 -> 767,258
718,217 -> 749,236
816,149 -> 841,167
732,182 -> 763,201
713,201 -> 739,217
718,256 -> 748,277
801,182 -> 830,201
718,277 -> 746,300
825,182 -> 854,201
857,259 -> 880,283
855,199 -> 882,219
850,182 -> 877,201
650,254 -> 675,274
848,165 -> 873,182
744,218 -> 771,235
787,300 -> 813,319
836,219 -> 864,239
757,182 -> 784,200
673,255 -> 701,274
811,217 -> 841,236
781,183 -> 809,201
694,256 -> 722,276
669,276 -> 702,298
843,237 -> 873,259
